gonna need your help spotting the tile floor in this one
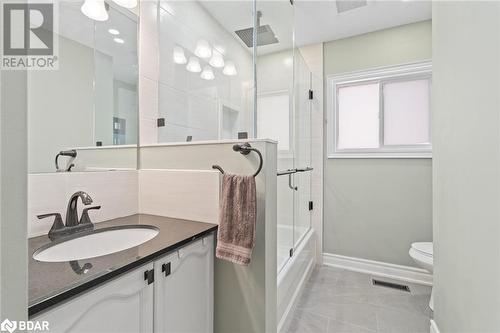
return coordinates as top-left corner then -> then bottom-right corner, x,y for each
285,266 -> 432,333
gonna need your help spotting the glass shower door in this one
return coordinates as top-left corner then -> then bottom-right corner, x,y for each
292,49 -> 312,248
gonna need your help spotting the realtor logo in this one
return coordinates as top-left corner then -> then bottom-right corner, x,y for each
1,2 -> 58,69
0,319 -> 16,333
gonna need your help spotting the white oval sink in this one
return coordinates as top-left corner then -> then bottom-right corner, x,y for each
33,225 -> 159,262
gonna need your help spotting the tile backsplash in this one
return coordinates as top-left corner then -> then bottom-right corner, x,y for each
28,171 -> 139,237
139,169 -> 219,224
28,168 -> 220,238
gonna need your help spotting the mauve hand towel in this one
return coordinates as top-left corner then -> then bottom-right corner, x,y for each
215,174 -> 257,266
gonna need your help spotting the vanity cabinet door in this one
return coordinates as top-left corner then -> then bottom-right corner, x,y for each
34,263 -> 154,333
154,234 -> 214,333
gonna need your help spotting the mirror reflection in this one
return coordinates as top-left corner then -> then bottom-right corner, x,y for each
28,1 -> 138,173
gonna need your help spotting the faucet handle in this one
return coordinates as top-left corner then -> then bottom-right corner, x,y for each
37,213 -> 65,234
80,206 -> 101,225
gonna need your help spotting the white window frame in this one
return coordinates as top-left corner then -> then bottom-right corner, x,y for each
327,61 -> 432,159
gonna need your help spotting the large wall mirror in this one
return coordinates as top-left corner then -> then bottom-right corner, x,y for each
28,1 -> 138,173
140,0 -> 255,145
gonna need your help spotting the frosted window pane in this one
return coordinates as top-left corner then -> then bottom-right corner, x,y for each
257,94 -> 289,150
337,84 -> 380,149
383,79 -> 430,145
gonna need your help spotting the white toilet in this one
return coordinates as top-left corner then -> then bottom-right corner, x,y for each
409,242 -> 434,310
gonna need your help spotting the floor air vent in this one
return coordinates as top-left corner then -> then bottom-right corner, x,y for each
372,279 -> 410,292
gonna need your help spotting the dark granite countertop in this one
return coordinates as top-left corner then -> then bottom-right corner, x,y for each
29,214 -> 217,317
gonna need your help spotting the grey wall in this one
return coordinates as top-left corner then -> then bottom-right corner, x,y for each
433,2 -> 500,331
323,21 -> 433,267
28,36 -> 95,173
1,70 -> 28,321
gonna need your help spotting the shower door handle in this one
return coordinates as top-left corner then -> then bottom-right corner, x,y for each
288,174 -> 298,191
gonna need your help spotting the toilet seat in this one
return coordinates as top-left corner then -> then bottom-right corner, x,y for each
411,242 -> 433,258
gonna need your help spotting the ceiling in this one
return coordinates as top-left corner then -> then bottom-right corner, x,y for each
202,0 -> 431,55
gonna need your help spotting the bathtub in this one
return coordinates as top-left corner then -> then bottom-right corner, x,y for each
277,226 -> 316,332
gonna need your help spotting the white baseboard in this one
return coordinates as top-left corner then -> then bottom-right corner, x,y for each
323,253 -> 433,286
430,319 -> 440,333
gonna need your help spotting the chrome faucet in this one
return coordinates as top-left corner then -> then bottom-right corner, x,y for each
38,191 -> 100,240
65,191 -> 93,227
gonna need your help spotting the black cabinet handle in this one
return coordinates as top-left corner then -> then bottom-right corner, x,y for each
144,269 -> 154,285
161,262 -> 171,277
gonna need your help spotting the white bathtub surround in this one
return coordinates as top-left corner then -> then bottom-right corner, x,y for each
277,229 -> 316,333
323,252 -> 433,286
28,171 -> 139,238
139,169 -> 219,224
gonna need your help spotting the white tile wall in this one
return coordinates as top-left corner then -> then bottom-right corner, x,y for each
28,171 -> 139,237
139,0 -> 253,145
139,169 -> 219,224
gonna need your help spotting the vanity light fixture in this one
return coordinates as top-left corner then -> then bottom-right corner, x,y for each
112,0 -> 138,9
173,46 -> 187,64
108,28 -> 120,35
200,66 -> 215,80
209,51 -> 224,68
194,39 -> 212,59
114,37 -> 125,44
223,61 -> 237,76
186,57 -> 201,73
81,0 -> 108,21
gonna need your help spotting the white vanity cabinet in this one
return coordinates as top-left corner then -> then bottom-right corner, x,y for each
154,234 -> 214,333
33,235 -> 215,333
35,263 -> 154,333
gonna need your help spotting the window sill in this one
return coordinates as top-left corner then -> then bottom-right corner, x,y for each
328,153 -> 432,159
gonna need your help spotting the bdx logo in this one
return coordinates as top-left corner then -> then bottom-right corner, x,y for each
3,3 -> 53,56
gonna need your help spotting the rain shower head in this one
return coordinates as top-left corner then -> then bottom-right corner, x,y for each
234,11 -> 279,48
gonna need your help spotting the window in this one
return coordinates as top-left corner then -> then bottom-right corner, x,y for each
257,91 -> 290,151
328,62 -> 432,158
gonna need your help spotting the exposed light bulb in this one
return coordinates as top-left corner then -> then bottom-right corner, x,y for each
200,66 -> 215,80
81,0 -> 108,21
173,46 -> 187,64
186,57 -> 201,73
223,61 -> 237,76
194,39 -> 212,59
112,0 -> 137,9
114,38 -> 125,44
209,52 -> 224,68
108,28 -> 120,35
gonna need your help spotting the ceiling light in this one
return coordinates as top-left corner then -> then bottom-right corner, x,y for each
200,66 -> 215,80
112,0 -> 137,9
114,38 -> 125,44
194,39 -> 212,59
81,0 -> 108,21
223,61 -> 237,76
186,57 -> 201,73
209,52 -> 225,68
173,46 -> 187,64
108,28 -> 120,35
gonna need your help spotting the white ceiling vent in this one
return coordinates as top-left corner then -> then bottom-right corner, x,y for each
335,0 -> 368,14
